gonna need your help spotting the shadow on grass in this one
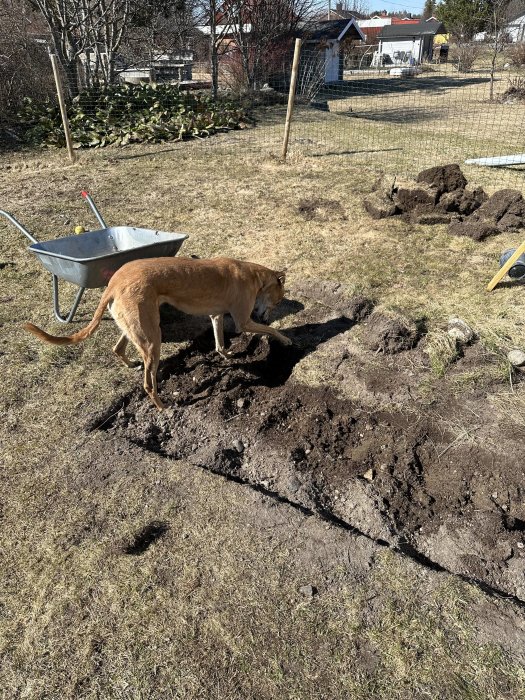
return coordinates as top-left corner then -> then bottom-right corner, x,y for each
317,75 -> 490,100
311,147 -> 403,158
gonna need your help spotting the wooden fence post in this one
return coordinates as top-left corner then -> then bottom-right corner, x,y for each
281,38 -> 302,161
49,53 -> 76,163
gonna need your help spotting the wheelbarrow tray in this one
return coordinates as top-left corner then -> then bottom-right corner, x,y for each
29,225 -> 188,289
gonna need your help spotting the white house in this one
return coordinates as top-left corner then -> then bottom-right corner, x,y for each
375,19 -> 445,66
507,9 -> 525,42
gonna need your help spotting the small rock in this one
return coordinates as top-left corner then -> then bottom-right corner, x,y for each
508,349 -> 525,367
363,468 -> 375,481
447,318 -> 474,345
236,398 -> 248,409
287,476 -> 302,494
517,542 -> 524,549
233,439 -> 245,453
299,584 -> 316,597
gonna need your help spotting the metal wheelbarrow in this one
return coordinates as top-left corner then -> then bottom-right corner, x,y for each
0,191 -> 188,322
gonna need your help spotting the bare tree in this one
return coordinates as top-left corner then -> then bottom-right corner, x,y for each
26,0 -> 134,95
125,0 -> 195,67
195,0 -> 246,97
488,0 -> 511,100
223,0 -> 317,91
0,0 -> 55,124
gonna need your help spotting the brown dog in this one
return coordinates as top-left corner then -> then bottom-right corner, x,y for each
24,257 -> 291,410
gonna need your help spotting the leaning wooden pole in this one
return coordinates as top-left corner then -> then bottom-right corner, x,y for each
50,53 -> 76,163
487,240 -> 525,291
281,38 -> 302,161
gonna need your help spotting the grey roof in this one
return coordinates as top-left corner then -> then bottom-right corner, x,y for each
507,8 -> 525,22
301,19 -> 365,42
378,19 -> 445,39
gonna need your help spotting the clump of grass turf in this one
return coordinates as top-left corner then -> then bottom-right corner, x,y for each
424,330 -> 460,377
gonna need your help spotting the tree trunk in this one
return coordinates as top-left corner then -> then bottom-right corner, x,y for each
209,2 -> 219,99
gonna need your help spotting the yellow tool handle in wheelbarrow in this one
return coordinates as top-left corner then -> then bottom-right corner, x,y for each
487,239 -> 525,291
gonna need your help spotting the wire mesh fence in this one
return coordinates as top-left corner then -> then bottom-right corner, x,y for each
5,40 -> 525,193
285,46 -> 525,192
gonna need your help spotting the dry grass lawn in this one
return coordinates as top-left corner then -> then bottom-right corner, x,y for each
1,99 -> 525,698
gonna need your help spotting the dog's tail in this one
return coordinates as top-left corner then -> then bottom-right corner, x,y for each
24,287 -> 113,346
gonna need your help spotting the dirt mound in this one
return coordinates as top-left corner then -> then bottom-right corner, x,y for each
416,164 -> 468,195
362,311 -> 420,354
362,164 -> 524,239
437,187 -> 488,217
292,280 -> 374,320
448,219 -> 500,242
88,292 -> 525,601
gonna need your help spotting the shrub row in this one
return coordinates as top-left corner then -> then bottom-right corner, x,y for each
18,82 -> 251,148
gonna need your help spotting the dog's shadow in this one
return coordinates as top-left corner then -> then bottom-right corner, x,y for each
158,298 -> 356,396
159,297 -> 305,344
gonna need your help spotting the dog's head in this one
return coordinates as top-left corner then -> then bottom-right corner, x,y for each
252,270 -> 286,324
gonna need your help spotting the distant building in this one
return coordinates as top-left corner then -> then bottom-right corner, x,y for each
317,2 -> 367,22
507,9 -> 525,42
300,19 -> 365,81
375,19 -> 446,65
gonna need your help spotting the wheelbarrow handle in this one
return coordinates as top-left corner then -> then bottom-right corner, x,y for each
0,209 -> 38,244
81,191 -> 107,229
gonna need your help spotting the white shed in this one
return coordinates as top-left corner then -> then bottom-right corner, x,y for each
301,18 -> 365,82
376,19 -> 446,66
507,10 -> 525,42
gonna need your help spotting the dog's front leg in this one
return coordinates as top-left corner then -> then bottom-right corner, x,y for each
239,319 -> 292,346
210,314 -> 233,358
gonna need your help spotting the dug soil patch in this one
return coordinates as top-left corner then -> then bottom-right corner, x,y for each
90,288 -> 525,602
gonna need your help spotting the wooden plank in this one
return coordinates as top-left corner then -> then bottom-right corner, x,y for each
487,240 -> 525,291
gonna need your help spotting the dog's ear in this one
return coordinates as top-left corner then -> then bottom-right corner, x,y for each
275,270 -> 286,286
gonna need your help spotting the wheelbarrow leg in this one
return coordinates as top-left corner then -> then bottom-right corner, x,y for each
52,275 -> 86,323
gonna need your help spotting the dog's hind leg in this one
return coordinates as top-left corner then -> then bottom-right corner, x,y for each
210,314 -> 232,358
112,299 -> 165,410
113,333 -> 141,368
143,335 -> 164,411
